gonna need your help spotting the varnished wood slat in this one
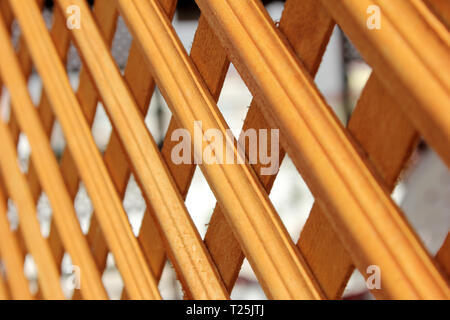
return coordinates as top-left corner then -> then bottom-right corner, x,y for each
424,0 -> 450,28
48,0 -> 118,274
0,183 -> 33,300
195,0 -> 450,299
0,271 -> 9,300
320,0 -> 450,169
298,72 -> 420,299
0,0 -> 47,263
117,0 -> 324,300
203,0 -> 334,293
8,0 -> 160,300
436,234 -> 450,276
3,0 -> 73,271
0,16 -> 107,299
0,0 -> 446,301
87,0 -> 178,281
202,0 -> 419,299
2,0 -> 108,296
158,14 -> 231,204
0,120 -> 64,299
56,0 -> 228,300
4,0 -> 46,144
143,14 -> 231,288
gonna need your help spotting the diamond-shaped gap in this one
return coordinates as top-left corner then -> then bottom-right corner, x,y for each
394,141 -> 450,255
50,120 -> 67,162
342,269 -> 375,300
91,102 -> 113,154
6,198 -> 19,231
74,182 -> 94,235
173,2 -> 200,53
10,19 -> 21,51
231,259 -> 266,300
145,87 -> 172,148
0,86 -> 11,122
158,260 -> 183,300
16,132 -> 31,174
111,15 -> 132,73
60,252 -> 76,299
216,63 -> 252,139
42,3 -> 53,30
269,155 -> 314,242
344,59 -> 371,117
66,42 -> 81,92
23,253 -> 39,296
122,174 -> 147,237
27,70 -> 43,106
66,40 -> 82,80
264,0 -> 285,23
314,25 -> 350,125
185,167 -> 216,239
36,192 -> 52,238
102,252 -> 124,300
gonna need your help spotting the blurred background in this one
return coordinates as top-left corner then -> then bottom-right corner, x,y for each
1,0 -> 449,300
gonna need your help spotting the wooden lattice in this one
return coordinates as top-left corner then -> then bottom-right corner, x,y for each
0,0 -> 449,300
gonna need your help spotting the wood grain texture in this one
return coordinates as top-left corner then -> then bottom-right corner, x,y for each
118,0 -> 324,300
196,0 -> 450,299
0,0 -> 47,265
298,72 -> 420,299
436,234 -> 450,277
0,0 -> 447,301
4,0 -> 111,298
0,15 -> 107,300
0,120 -> 64,299
87,0 -> 178,282
320,0 -> 450,169
9,0 -> 160,300
201,0 -> 422,299
424,0 -> 450,28
204,0 -> 333,293
56,0 -> 228,300
0,271 -> 9,300
0,183 -> 33,300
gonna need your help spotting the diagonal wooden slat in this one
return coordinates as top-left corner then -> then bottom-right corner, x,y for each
117,0 -> 324,300
0,270 -> 9,300
0,0 -> 446,301
298,72 -> 420,299
86,0 -> 178,282
2,0 -> 111,296
0,0 -> 47,266
0,119 -> 64,299
424,0 -> 450,29
8,0 -> 160,300
0,183 -> 33,300
0,15 -> 107,299
46,0 -> 118,273
5,0 -> 173,300
202,0 -> 427,299
320,0 -> 450,169
55,0 -> 228,300
436,234 -> 450,276
203,0 -> 334,294
195,0 -> 450,299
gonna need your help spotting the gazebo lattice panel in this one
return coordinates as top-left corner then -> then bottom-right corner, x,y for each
0,0 -> 448,300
